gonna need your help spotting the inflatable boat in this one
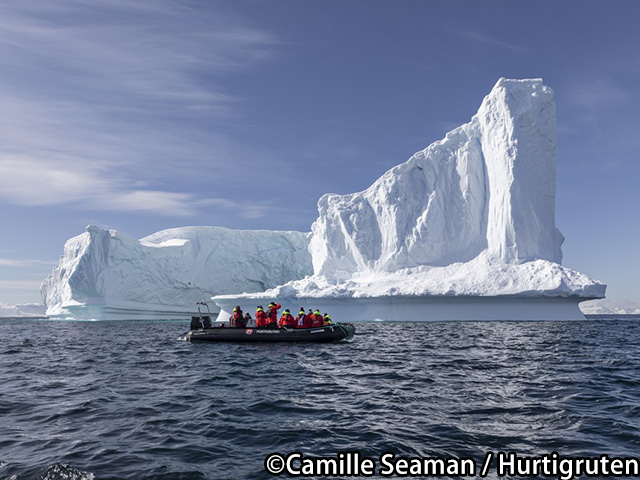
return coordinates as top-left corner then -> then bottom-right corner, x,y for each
186,323 -> 355,343
186,303 -> 355,343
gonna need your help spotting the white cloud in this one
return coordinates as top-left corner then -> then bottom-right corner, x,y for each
98,190 -> 199,217
0,153 -> 285,218
0,155 -> 111,206
0,280 -> 44,290
0,0 -> 280,217
0,258 -> 57,268
197,198 -> 294,221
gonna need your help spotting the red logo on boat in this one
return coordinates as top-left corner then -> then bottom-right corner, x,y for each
246,329 -> 254,335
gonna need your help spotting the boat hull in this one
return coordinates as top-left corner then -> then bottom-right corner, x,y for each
186,323 -> 355,343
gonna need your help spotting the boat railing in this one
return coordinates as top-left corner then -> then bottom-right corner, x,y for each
191,302 -> 213,329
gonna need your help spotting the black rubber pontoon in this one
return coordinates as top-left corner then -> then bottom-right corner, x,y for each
186,324 -> 355,343
186,302 -> 355,343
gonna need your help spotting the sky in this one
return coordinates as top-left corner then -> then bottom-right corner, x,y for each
0,0 -> 638,306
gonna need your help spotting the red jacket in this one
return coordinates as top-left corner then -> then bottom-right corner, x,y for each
267,303 -> 281,325
279,314 -> 296,328
255,310 -> 268,327
304,312 -> 314,328
311,314 -> 324,328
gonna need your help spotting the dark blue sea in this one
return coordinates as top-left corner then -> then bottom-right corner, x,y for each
2,316 -> 640,480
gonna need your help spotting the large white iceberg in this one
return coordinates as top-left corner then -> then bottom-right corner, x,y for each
42,225 -> 312,319
43,78 -> 605,321
214,78 -> 605,321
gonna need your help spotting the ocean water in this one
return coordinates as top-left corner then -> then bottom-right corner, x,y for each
2,316 -> 640,479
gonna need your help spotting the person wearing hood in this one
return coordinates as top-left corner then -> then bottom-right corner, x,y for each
255,306 -> 268,328
296,308 -> 306,329
231,306 -> 243,327
266,302 -> 281,328
278,309 -> 296,328
311,309 -> 324,328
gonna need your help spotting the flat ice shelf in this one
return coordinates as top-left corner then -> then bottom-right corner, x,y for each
213,296 -> 589,322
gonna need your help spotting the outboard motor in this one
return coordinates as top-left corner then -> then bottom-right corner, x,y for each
190,302 -> 212,330
190,316 -> 207,330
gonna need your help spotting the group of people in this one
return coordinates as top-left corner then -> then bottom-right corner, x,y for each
228,302 -> 333,329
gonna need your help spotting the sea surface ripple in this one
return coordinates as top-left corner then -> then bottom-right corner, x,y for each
1,316 -> 640,479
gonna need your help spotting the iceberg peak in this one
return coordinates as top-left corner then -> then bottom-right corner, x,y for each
310,77 -> 564,277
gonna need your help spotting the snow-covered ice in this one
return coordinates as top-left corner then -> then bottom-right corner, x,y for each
311,78 -> 563,276
41,225 -> 312,319
214,78 -> 605,321
580,299 -> 640,315
42,78 -> 605,321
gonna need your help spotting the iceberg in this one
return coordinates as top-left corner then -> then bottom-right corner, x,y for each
41,225 -> 312,319
580,299 -> 640,315
42,78 -> 605,321
213,78 -> 605,321
0,303 -> 46,318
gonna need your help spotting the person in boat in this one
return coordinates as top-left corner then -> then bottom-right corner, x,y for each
266,302 -> 281,329
231,306 -> 243,327
311,309 -> 324,328
324,313 -> 332,325
255,306 -> 268,328
306,309 -> 314,328
278,309 -> 296,328
235,311 -> 247,328
296,308 -> 306,329
244,312 -> 255,328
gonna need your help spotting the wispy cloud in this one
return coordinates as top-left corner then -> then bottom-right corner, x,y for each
565,76 -> 631,113
0,258 -> 57,268
198,198 -> 297,221
0,152 -> 287,219
556,72 -> 640,173
448,28 -> 526,54
0,0 -> 279,216
0,280 -> 45,290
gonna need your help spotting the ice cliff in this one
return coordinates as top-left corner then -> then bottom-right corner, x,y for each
43,78 -> 606,321
313,78 -> 563,275
42,225 -> 312,319
221,78 -> 605,304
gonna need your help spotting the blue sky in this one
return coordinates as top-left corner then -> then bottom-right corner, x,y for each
0,0 -> 638,305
